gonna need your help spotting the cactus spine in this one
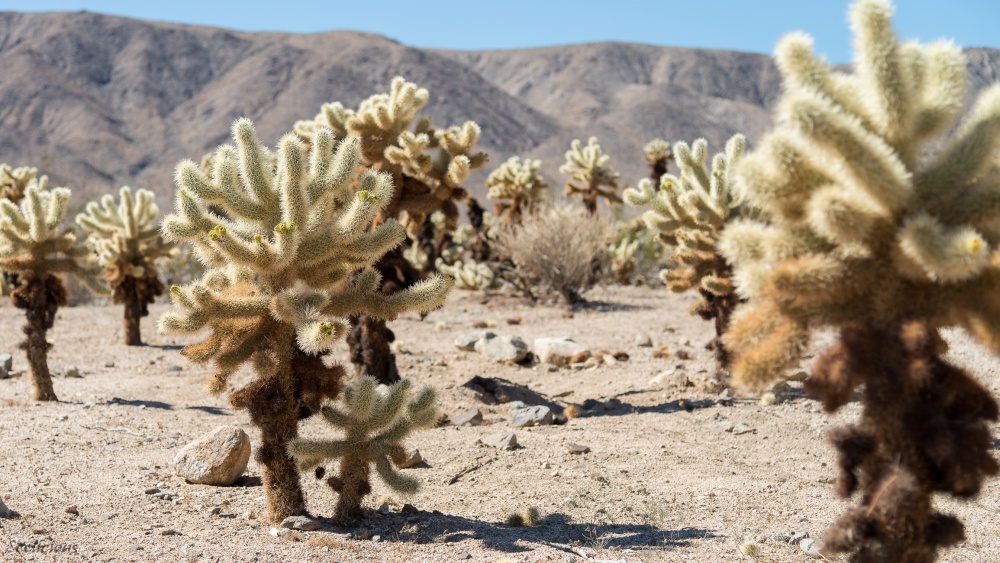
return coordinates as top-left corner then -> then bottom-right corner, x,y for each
560,137 -> 622,215
0,178 -> 106,400
720,1 -> 1000,559
77,187 -> 175,345
289,377 -> 436,523
625,134 -> 749,371
159,118 -> 451,521
295,77 -> 486,384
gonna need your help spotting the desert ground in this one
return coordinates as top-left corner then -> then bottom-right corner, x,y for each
1,286 -> 999,562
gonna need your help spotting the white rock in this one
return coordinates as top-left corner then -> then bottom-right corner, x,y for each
633,332 -> 653,347
476,335 -> 528,363
511,406 -> 553,427
480,432 -> 518,450
174,426 -> 251,486
533,337 -> 589,367
454,330 -> 494,351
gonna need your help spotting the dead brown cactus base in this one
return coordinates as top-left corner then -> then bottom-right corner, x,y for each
114,274 -> 165,346
806,323 -> 999,562
12,275 -> 67,402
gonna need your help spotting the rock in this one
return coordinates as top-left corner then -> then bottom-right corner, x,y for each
158,529 -> 180,536
281,515 -> 320,531
510,406 -> 553,427
651,370 -> 690,388
506,401 -> 526,410
0,497 -> 19,518
569,351 -> 591,364
449,408 -> 484,427
567,443 -> 591,455
144,487 -> 160,495
458,552 -> 472,560
602,354 -> 618,366
99,512 -> 118,522
104,361 -> 115,368
164,365 -> 183,373
173,425 -> 251,486
396,449 -> 423,469
731,423 -> 755,435
0,368 -> 14,380
455,330 -> 494,351
787,370 -> 810,382
533,337 -> 590,367
788,531 -> 809,544
476,334 -> 528,363
582,356 -> 600,369
64,366 -> 81,378
269,527 -> 288,537
0,353 -> 11,371
633,332 -> 653,347
675,350 -> 691,360
480,432 -> 518,450
543,363 -> 559,372
800,538 -> 822,558
505,317 -> 522,325
65,505 -> 78,515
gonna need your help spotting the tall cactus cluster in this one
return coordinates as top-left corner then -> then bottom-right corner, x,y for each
560,137 -> 622,215
625,135 -> 750,371
295,77 -> 486,384
720,1 -> 1000,559
158,118 -> 451,521
289,377 -> 437,523
77,187 -> 175,345
486,156 -> 549,226
0,177 -> 106,400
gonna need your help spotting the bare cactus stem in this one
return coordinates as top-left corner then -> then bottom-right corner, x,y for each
13,275 -> 67,401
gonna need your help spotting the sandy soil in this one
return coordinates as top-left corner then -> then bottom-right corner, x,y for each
1,286 -> 999,563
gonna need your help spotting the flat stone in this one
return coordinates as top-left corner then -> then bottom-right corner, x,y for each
476,335 -> 528,363
396,449 -> 423,469
533,337 -> 590,367
0,353 -> 12,371
480,432 -> 518,450
449,408 -> 484,427
174,425 -> 251,486
510,406 -> 553,428
104,361 -> 115,368
800,538 -> 822,558
455,330 -> 494,351
567,443 -> 591,455
164,365 -> 183,373
99,512 -> 118,522
0,497 -> 19,518
633,332 -> 653,347
731,423 -> 755,435
281,515 -> 320,531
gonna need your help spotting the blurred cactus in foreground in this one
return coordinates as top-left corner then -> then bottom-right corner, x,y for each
625,134 -> 750,371
159,118 -> 450,522
77,187 -> 175,345
0,179 -> 105,400
289,377 -> 436,523
720,1 -> 1000,560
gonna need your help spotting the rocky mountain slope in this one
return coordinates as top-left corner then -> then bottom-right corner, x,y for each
0,11 -> 997,205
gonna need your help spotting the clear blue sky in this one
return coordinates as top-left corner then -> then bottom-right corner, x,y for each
4,1 -> 997,63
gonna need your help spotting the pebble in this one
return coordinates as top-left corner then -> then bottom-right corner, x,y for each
144,488 -> 161,495
480,432 -> 518,450
164,365 -> 183,372
269,527 -> 288,537
543,363 -> 559,372
800,538 -> 822,558
476,334 -> 529,363
158,529 -> 180,536
396,449 -> 423,468
450,408 -> 484,427
458,552 -> 472,560
65,505 -> 78,515
64,366 -> 82,378
104,361 -> 115,368
281,515 -> 320,531
731,423 -> 754,435
567,443 -> 591,455
174,425 -> 251,486
454,330 -> 494,351
99,512 -> 118,522
633,332 -> 653,347
510,406 -> 553,428
533,337 -> 590,367
0,353 -> 11,372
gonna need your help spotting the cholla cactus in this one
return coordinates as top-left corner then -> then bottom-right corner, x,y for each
77,187 -> 175,345
0,179 -> 105,400
604,220 -> 662,286
0,164 -> 37,204
560,137 -> 622,215
486,156 -> 549,226
625,135 -> 749,370
719,1 -> 1000,560
435,258 -> 494,290
159,118 -> 451,522
643,138 -> 673,182
296,77 -> 486,383
289,376 -> 437,524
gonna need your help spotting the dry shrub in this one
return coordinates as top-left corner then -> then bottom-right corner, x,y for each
498,204 -> 606,304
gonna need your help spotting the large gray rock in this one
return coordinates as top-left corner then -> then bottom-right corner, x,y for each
174,426 -> 251,486
0,496 -> 19,518
533,337 -> 589,367
480,432 -> 518,450
454,330 -> 494,351
449,408 -> 484,426
281,515 -> 320,531
511,406 -> 553,427
476,334 -> 529,363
